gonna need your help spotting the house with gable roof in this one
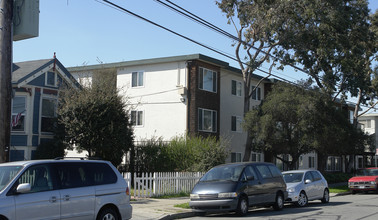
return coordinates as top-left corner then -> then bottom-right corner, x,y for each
10,58 -> 79,161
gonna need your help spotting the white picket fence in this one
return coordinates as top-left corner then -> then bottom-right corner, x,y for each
123,172 -> 204,198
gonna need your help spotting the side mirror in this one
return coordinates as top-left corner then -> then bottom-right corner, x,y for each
247,176 -> 255,181
16,183 -> 31,194
305,179 -> 312,184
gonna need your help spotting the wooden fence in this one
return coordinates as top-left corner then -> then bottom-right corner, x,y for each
123,172 -> 204,198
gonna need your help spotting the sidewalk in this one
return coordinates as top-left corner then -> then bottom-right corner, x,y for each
130,193 -> 348,220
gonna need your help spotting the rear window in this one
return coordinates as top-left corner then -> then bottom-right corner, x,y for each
55,162 -> 117,189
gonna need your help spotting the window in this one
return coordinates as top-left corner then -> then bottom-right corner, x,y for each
46,71 -> 56,87
243,166 -> 257,180
256,165 -> 273,179
132,71 -> 144,87
251,153 -> 262,162
10,150 -> 25,162
198,108 -> 217,132
311,171 -> 322,181
131,110 -> 143,126
17,165 -> 53,193
11,96 -> 26,132
231,80 -> 242,96
251,86 -> 261,100
326,156 -> 341,171
199,67 -> 217,93
231,152 -> 242,163
41,98 -> 57,132
268,165 -> 282,177
231,116 -> 242,132
308,156 -> 315,168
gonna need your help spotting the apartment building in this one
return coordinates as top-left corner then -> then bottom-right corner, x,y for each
68,54 -> 271,162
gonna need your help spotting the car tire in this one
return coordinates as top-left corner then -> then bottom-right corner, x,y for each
236,196 -> 248,216
273,192 -> 284,211
97,207 -> 119,220
295,191 -> 308,207
321,188 -> 330,203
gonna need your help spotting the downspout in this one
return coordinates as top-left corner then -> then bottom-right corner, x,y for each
186,61 -> 192,135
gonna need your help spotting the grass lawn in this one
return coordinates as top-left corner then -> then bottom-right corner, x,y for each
174,203 -> 191,209
329,185 -> 350,193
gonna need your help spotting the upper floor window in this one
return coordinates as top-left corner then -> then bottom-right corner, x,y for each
231,116 -> 242,132
132,71 -> 144,87
199,67 -> 217,93
12,96 -> 26,132
41,98 -> 57,133
46,71 -> 57,87
231,80 -> 242,97
251,86 -> 261,100
131,110 -> 143,126
231,152 -> 242,163
198,108 -> 217,132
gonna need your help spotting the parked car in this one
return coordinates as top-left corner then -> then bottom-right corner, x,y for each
189,162 -> 287,216
0,158 -> 132,220
282,170 -> 329,207
348,167 -> 378,194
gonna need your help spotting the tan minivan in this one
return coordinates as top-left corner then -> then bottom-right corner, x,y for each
0,159 -> 132,220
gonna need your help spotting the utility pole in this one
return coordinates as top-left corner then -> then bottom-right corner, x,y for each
0,0 -> 13,163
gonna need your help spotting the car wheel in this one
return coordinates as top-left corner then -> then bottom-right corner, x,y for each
97,208 -> 119,220
295,191 -> 308,207
236,196 -> 248,216
321,189 -> 330,203
352,190 -> 357,194
273,193 -> 284,211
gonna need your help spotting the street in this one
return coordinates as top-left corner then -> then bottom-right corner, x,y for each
186,193 -> 378,220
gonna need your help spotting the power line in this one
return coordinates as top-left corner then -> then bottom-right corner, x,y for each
98,0 -> 378,112
154,0 -> 312,78
100,0 -> 297,85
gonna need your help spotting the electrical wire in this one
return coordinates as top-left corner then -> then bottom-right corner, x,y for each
98,0 -> 378,112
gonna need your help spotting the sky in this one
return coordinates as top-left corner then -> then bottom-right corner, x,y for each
13,0 -> 378,86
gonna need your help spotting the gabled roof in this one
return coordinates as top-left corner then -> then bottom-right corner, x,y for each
12,58 -> 80,88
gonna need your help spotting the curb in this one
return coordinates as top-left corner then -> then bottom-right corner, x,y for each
159,211 -> 197,220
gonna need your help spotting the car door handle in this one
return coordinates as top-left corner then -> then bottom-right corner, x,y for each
50,196 -> 57,203
63,195 -> 70,201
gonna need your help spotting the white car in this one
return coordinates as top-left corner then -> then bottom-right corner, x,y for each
282,170 -> 329,207
0,159 -> 132,220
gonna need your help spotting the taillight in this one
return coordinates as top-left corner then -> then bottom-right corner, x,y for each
126,187 -> 130,196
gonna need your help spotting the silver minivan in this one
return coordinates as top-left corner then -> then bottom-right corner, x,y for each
0,159 -> 132,220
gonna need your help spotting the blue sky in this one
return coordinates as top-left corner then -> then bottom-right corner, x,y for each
13,0 -> 378,84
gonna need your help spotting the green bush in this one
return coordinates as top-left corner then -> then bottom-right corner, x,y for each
322,172 -> 353,184
132,135 -> 230,172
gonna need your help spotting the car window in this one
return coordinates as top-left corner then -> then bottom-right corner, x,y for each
55,163 -> 92,189
304,172 -> 314,182
268,165 -> 282,177
0,166 -> 23,191
311,171 -> 322,181
90,163 -> 117,185
200,165 -> 243,182
255,165 -> 273,179
17,164 -> 54,193
283,172 -> 304,183
243,166 -> 257,181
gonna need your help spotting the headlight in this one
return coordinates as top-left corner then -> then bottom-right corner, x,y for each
218,192 -> 238,198
287,188 -> 295,193
190,194 -> 199,199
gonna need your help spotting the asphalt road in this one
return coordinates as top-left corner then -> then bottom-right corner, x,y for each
186,193 -> 378,220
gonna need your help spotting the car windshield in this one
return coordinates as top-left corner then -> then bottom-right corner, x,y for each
283,172 -> 304,183
356,168 -> 378,176
0,166 -> 23,191
200,165 -> 244,182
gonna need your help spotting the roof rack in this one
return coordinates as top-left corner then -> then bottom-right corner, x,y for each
54,157 -> 103,160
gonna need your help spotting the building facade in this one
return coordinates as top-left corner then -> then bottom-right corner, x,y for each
10,58 -> 79,161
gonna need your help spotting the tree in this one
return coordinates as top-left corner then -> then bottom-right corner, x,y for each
244,82 -> 320,169
217,0 -> 376,162
217,0 -> 296,161
244,82 -> 370,171
58,68 -> 133,167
